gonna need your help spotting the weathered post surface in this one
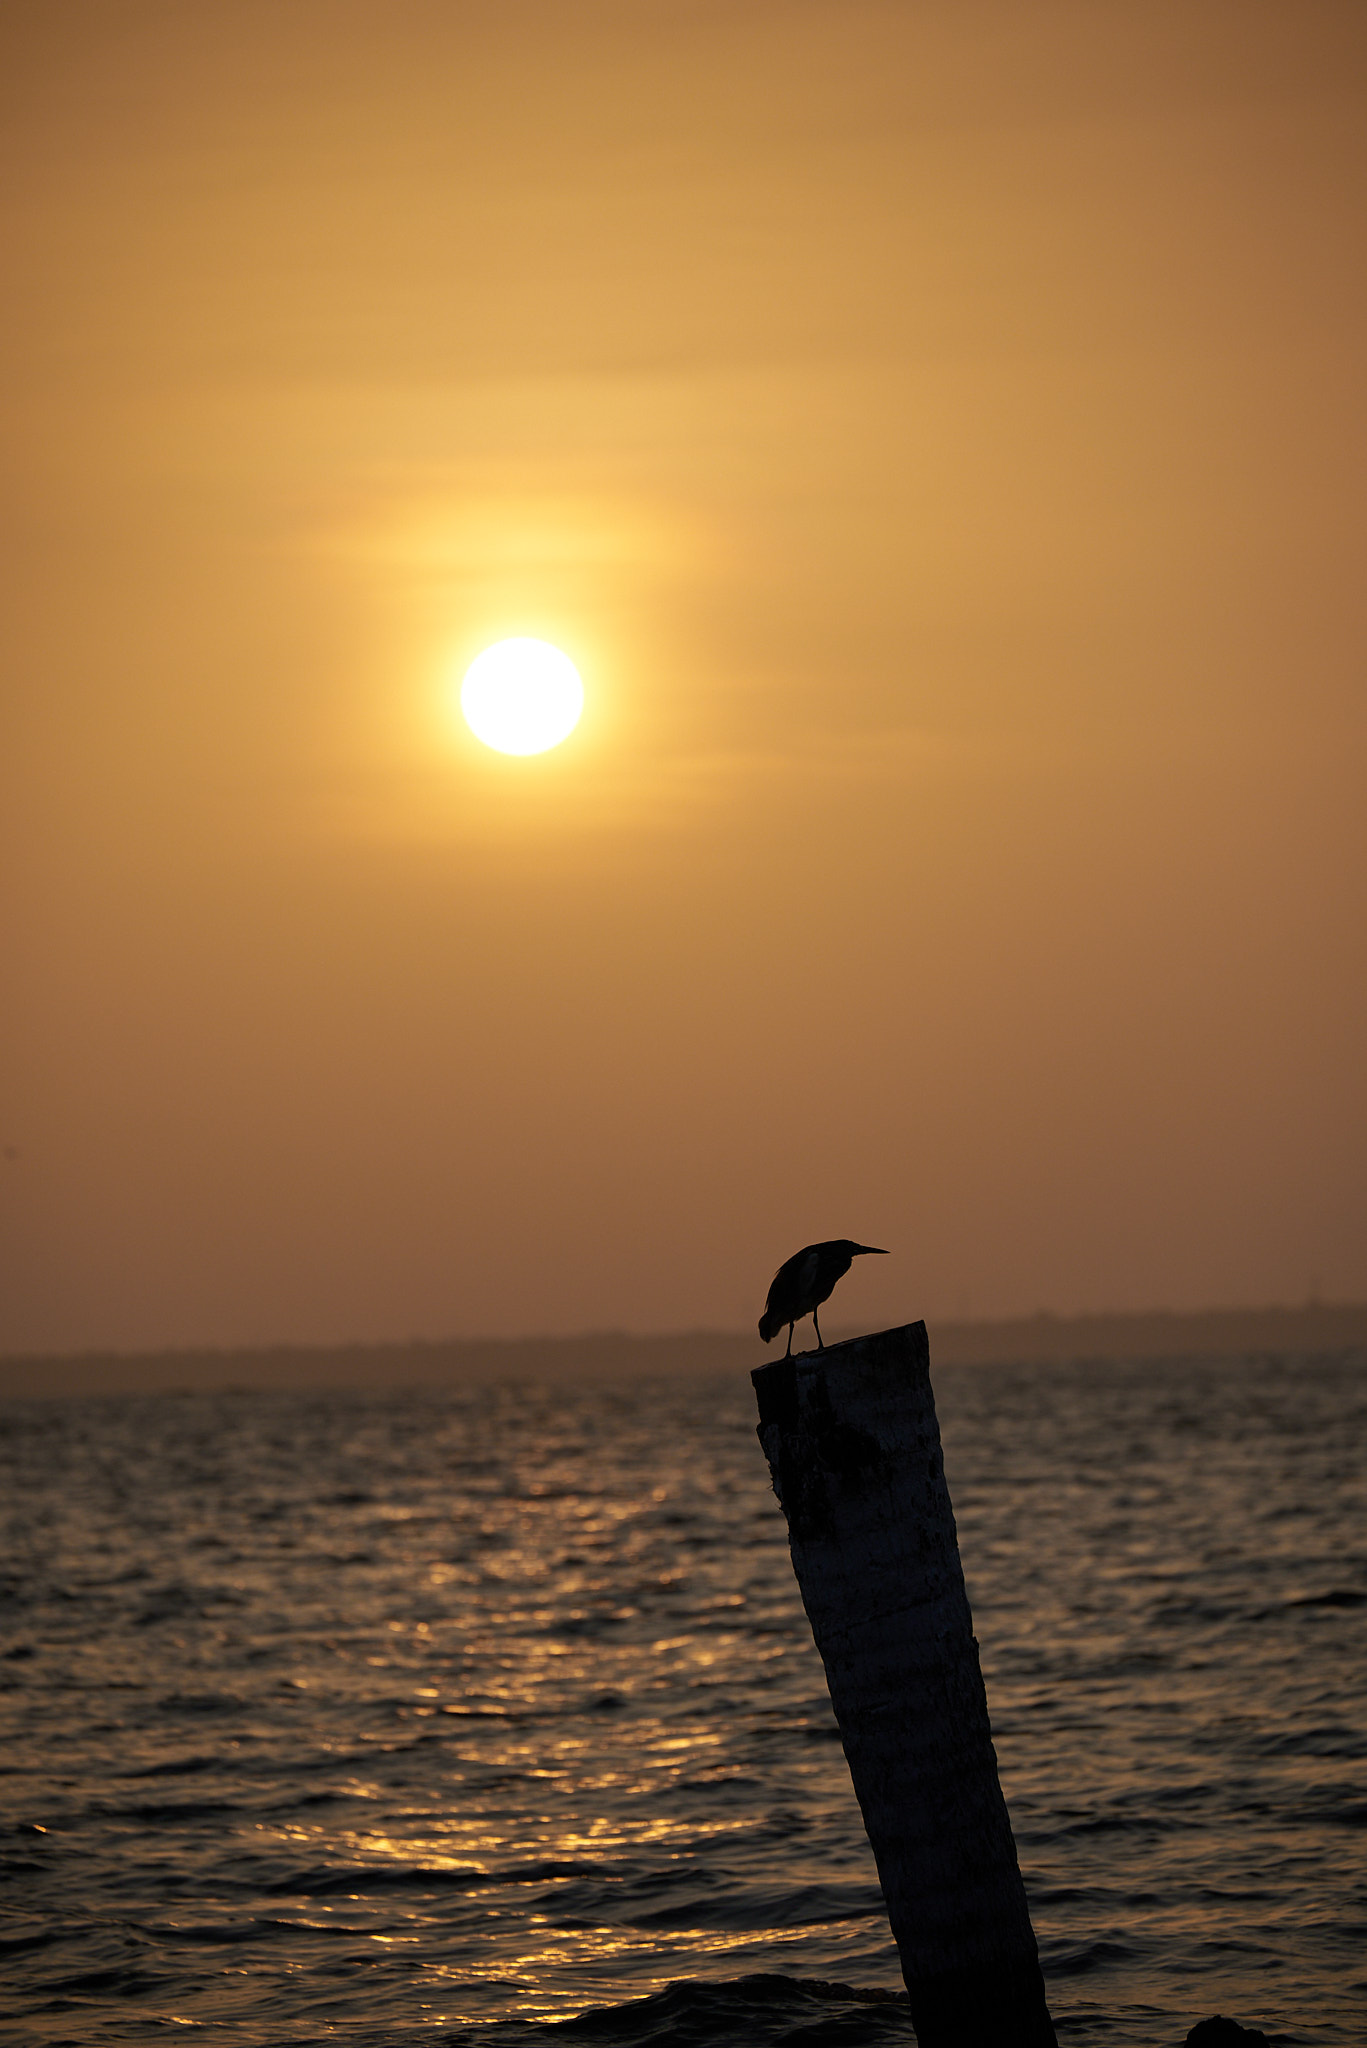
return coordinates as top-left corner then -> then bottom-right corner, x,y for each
753,1320 -> 1056,2048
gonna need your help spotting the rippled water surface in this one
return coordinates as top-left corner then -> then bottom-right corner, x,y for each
1,1352 -> 1364,2046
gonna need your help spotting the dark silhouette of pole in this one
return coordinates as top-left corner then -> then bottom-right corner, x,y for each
753,1320 -> 1056,2048
758,1239 -> 887,1356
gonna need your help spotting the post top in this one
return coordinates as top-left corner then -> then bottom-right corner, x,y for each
751,1319 -> 929,1429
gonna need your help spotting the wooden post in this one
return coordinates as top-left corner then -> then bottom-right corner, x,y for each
753,1321 -> 1056,2048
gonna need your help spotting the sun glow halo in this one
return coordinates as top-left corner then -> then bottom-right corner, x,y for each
459,639 -> 584,756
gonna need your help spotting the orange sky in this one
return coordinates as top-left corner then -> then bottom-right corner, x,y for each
2,1 -> 1365,1352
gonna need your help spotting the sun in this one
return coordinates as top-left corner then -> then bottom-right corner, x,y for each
459,638 -> 584,756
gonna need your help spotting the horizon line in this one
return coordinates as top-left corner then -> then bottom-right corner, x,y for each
4,1297 -> 1365,1368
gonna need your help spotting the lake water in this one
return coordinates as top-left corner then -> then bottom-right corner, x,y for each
1,1349 -> 1364,2046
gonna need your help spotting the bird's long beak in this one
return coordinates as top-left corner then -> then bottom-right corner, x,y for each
853,1245 -> 888,1256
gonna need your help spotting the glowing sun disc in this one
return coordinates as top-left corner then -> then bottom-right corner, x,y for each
460,638 -> 584,756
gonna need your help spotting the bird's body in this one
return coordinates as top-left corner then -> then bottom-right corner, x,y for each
758,1239 -> 888,1355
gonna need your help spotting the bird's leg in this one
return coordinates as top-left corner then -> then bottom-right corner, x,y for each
813,1305 -> 824,1349
784,1322 -> 794,1359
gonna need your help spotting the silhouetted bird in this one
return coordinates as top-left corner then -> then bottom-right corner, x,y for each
758,1240 -> 888,1356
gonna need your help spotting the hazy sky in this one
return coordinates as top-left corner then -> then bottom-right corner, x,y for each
3,1 -> 1365,1352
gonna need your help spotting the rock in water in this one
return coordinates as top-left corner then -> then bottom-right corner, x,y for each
1183,2018 -> 1274,2048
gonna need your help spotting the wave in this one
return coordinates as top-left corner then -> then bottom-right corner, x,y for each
444,1975 -> 913,2048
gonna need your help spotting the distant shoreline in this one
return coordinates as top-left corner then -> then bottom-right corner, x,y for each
1,1303 -> 1364,1397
